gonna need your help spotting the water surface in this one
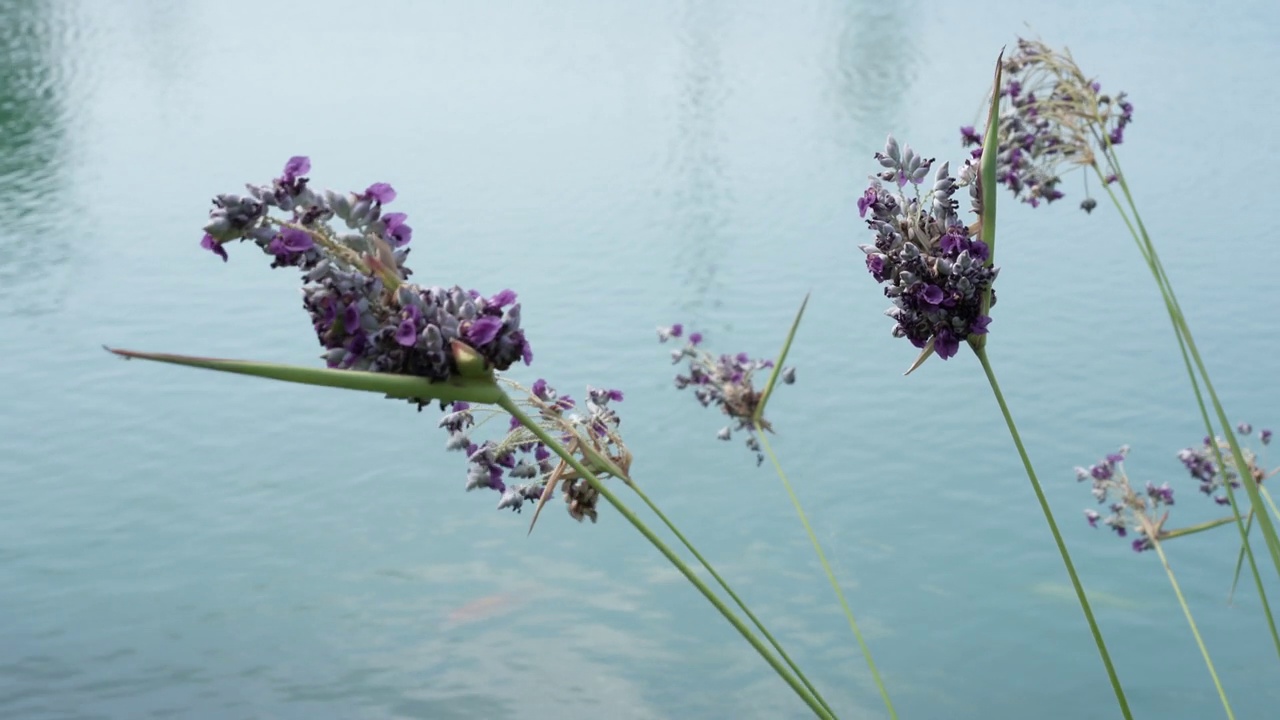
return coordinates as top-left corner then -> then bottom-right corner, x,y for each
2,1 -> 1279,717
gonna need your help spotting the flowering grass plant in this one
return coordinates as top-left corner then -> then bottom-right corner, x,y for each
104,39 -> 1278,719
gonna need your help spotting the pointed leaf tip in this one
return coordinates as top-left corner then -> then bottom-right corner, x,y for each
903,340 -> 936,376
752,292 -> 809,423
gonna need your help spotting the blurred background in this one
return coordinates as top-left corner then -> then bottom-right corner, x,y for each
1,0 -> 1277,717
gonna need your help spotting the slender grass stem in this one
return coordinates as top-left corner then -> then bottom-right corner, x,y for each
623,480 -> 837,718
755,423 -> 897,720
563,434 -> 832,716
1094,158 -> 1280,577
1150,539 -> 1235,719
1160,515 -> 1244,542
973,346 -> 1132,720
1091,160 -> 1280,662
1262,487 -> 1280,522
1229,511 -> 1256,606
499,395 -> 835,720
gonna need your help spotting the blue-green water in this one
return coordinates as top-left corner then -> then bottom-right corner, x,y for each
2,1 -> 1279,717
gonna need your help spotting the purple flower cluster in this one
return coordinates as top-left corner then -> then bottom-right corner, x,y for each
439,378 -> 629,521
1077,446 -> 1174,553
200,157 -> 531,380
659,324 -> 795,465
857,136 -> 997,360
960,38 -> 1134,212
1177,422 -> 1273,506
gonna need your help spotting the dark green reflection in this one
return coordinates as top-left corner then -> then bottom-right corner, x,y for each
0,0 -> 71,302
670,0 -> 732,315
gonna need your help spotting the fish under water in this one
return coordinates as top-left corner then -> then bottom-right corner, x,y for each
439,591 -> 528,631
1029,581 -> 1139,610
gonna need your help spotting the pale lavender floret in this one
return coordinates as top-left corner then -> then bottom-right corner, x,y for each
1079,446 -> 1164,550
467,316 -> 504,346
382,212 -> 413,247
959,38 -> 1135,210
661,328 -> 791,465
282,156 -> 311,183
200,233 -> 228,262
363,182 -> 397,204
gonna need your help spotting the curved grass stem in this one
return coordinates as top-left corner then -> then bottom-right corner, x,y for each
622,480 -> 836,718
973,345 -> 1132,720
1150,539 -> 1234,719
498,395 -> 835,719
1094,158 -> 1280,576
1092,161 -> 1280,663
755,422 -> 897,720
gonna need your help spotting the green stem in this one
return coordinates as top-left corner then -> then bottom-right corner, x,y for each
1150,538 -> 1235,719
498,395 -> 835,720
1096,158 -> 1280,576
755,422 -> 897,719
1262,487 -> 1280,522
973,346 -> 1132,720
1228,511 -> 1255,606
1160,515 -> 1243,541
1091,161 -> 1280,660
622,480 -> 836,718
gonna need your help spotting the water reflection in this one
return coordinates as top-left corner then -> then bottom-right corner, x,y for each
825,0 -> 918,150
667,0 -> 733,315
0,0 -> 76,316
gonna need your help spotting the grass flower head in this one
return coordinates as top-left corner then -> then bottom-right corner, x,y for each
858,136 -> 997,361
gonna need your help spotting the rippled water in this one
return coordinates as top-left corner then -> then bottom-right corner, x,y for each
2,0 -> 1279,717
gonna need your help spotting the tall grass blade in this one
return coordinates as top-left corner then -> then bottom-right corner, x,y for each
104,347 -> 505,404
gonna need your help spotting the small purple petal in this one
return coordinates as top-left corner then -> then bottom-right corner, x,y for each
200,233 -> 228,262
670,323 -> 683,338
466,316 -> 503,346
383,212 -> 413,247
364,182 -> 397,204
857,188 -> 877,217
279,228 -> 314,253
933,329 -> 959,359
920,284 -> 944,306
532,379 -> 548,399
969,315 -> 992,335
394,319 -> 417,347
282,155 -> 310,182
866,254 -> 886,280
488,289 -> 517,309
689,332 -> 703,346
342,303 -> 360,331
